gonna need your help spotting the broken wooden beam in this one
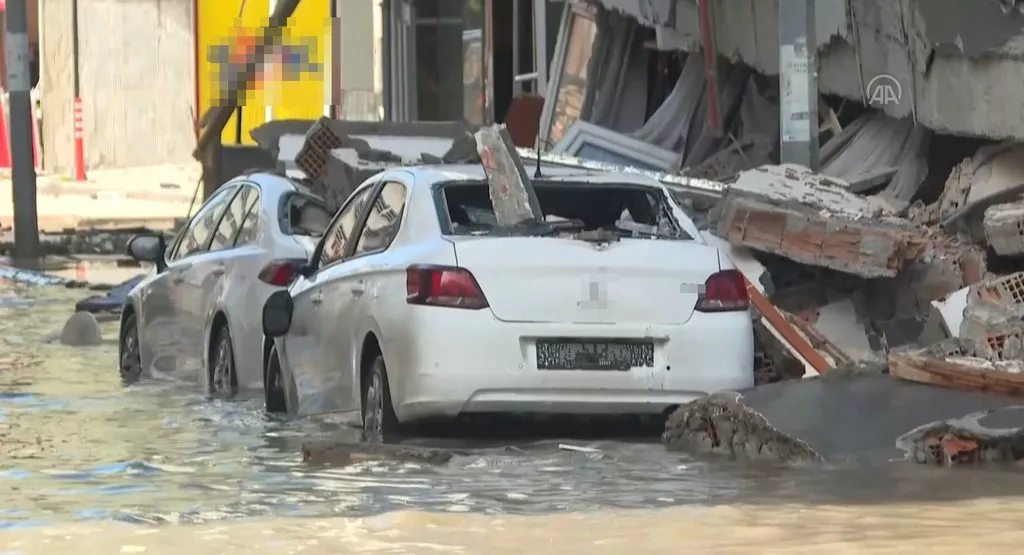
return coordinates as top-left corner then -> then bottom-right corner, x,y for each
714,165 -> 928,278
888,353 -> 1024,397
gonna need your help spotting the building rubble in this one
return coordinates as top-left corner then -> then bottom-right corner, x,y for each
661,138 -> 1024,467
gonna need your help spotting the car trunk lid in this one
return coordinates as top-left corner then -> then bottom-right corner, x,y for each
446,235 -> 721,325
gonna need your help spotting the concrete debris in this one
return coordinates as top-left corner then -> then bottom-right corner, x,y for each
293,117 -> 480,211
663,373 -> 1022,464
983,199 -> 1024,255
898,406 -> 1024,466
662,391 -> 823,463
918,285 -> 971,344
714,164 -> 926,277
473,124 -> 543,227
937,143 -> 1024,228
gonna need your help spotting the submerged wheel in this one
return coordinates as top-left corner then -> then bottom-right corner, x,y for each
119,313 -> 143,385
264,344 -> 288,414
209,325 -> 237,395
362,355 -> 401,443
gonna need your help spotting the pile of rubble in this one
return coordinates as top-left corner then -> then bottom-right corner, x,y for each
703,155 -> 1024,381
665,144 -> 1024,466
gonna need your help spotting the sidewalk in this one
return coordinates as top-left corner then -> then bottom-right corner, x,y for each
0,164 -> 199,232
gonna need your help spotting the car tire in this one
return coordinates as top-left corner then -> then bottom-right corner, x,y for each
362,355 -> 401,443
119,313 -> 143,385
264,344 -> 289,414
209,325 -> 237,395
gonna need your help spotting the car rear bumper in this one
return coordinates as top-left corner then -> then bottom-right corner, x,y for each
385,308 -> 755,422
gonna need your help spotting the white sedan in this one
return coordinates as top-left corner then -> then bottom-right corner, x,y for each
118,172 -> 332,394
259,165 -> 754,441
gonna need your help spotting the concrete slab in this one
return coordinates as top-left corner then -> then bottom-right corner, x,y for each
662,373 -> 1022,464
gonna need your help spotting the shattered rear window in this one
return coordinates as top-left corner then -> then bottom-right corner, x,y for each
440,181 -> 690,240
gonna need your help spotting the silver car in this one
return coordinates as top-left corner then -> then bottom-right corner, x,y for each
118,172 -> 332,394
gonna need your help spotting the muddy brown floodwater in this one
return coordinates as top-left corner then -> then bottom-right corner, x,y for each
2,275 -> 1024,553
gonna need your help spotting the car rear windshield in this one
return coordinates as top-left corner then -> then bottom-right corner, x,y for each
283,193 -> 333,237
440,181 -> 690,239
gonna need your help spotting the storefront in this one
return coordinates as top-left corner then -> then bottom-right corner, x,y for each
382,0 -> 564,127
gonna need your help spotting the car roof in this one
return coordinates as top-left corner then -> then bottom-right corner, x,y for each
401,164 -> 667,190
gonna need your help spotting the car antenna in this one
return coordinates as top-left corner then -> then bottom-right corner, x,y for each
533,138 -> 544,179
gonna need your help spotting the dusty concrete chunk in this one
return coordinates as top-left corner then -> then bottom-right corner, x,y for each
887,240 -> 986,319
714,165 -> 928,277
954,272 -> 1024,361
662,392 -> 823,463
984,200 -> 1024,255
897,406 -> 1024,466
938,143 -> 1024,226
474,124 -> 542,227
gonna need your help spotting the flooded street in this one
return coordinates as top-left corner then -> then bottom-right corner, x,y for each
3,276 -> 1024,552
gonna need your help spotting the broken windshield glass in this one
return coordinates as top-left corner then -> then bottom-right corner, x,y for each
441,181 -> 690,240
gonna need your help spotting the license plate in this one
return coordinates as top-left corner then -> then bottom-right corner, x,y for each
535,338 -> 654,371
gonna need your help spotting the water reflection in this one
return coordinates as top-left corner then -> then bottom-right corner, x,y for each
2,283 -> 1024,536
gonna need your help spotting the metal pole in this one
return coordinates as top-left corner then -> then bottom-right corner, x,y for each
778,0 -> 819,170
329,0 -> 340,119
71,0 -> 87,180
5,0 -> 40,260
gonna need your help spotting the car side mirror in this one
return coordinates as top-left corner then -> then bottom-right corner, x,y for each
126,233 -> 168,273
262,290 -> 294,337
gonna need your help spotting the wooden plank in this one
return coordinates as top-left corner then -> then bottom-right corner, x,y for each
888,354 -> 1024,398
744,276 -> 833,375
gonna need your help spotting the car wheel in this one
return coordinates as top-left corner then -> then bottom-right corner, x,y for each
264,344 -> 289,414
119,313 -> 143,385
362,355 -> 401,443
209,325 -> 237,395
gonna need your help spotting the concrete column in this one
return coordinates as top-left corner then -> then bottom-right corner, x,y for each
778,0 -> 818,170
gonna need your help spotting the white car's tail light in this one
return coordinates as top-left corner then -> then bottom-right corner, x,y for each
695,269 -> 750,312
406,265 -> 489,310
257,259 -> 306,287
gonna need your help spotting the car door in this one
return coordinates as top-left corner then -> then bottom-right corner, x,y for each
282,183 -> 378,416
181,184 -> 262,385
171,184 -> 240,375
138,186 -> 236,378
322,180 -> 409,411
211,184 -> 268,389
136,224 -> 189,377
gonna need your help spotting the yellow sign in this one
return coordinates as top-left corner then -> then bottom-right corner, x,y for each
196,0 -> 328,145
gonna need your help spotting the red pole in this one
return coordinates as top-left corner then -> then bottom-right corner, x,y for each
697,0 -> 722,138
71,0 -> 86,181
73,96 -> 86,180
